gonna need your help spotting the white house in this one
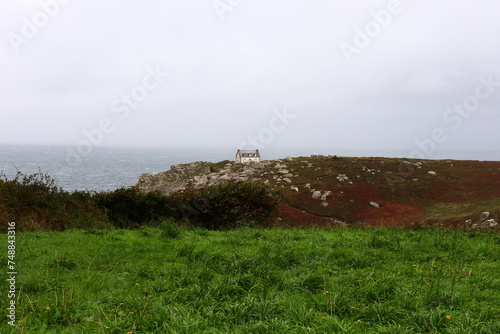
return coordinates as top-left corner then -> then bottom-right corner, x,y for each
235,149 -> 261,163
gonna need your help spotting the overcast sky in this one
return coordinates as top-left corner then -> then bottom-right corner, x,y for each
1,0 -> 499,154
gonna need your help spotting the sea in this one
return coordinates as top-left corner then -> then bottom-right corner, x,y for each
1,144 -> 499,192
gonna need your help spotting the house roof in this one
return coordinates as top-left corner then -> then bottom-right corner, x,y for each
236,149 -> 260,157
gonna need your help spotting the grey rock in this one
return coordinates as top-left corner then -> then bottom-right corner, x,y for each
249,161 -> 265,169
138,173 -> 153,184
242,169 -> 255,177
233,176 -> 248,183
480,219 -> 498,229
282,178 -> 292,184
218,169 -> 229,176
312,191 -> 322,199
480,212 -> 490,222
320,202 -> 329,207
428,171 -> 437,176
277,169 -> 289,175
195,175 -> 209,186
218,174 -> 230,181
337,174 -> 349,182
370,202 -> 380,209
291,186 -> 299,192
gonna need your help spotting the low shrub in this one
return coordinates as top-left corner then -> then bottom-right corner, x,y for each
0,172 -> 279,232
0,171 -> 107,231
93,188 -> 176,229
169,182 -> 279,230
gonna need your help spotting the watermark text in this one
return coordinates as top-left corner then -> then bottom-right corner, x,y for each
7,222 -> 17,327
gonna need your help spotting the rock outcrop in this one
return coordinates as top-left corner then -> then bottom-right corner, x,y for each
465,212 -> 498,229
137,160 -> 273,196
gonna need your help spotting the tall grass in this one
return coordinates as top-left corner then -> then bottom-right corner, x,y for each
1,227 -> 499,333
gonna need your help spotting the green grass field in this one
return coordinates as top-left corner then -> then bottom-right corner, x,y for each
2,226 -> 499,333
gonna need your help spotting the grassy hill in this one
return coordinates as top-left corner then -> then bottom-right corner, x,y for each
137,155 -> 500,229
262,156 -> 500,228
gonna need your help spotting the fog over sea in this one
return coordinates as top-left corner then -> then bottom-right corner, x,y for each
1,144 -> 499,192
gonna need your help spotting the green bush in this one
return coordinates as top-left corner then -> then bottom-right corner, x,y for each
169,182 -> 279,230
93,188 -> 176,229
0,171 -> 107,231
0,172 -> 279,232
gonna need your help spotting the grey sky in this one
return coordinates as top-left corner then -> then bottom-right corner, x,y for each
1,0 -> 499,154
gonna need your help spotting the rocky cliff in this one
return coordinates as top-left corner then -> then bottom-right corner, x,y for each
136,160 -> 270,195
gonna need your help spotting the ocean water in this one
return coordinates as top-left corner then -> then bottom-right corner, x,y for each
0,144 -> 499,192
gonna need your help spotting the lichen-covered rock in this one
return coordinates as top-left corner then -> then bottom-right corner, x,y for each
312,191 -> 322,199
249,161 -> 266,169
480,212 -> 490,222
480,219 -> 498,229
136,161 -> 216,195
337,174 -> 349,182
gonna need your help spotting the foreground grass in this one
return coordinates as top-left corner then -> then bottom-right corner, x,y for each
1,227 -> 499,333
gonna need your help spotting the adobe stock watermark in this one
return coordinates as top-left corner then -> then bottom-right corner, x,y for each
7,222 -> 17,327
238,107 -> 296,150
60,66 -> 168,169
340,0 -> 411,63
213,0 -> 243,21
7,0 -> 71,54
385,74 -> 499,191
